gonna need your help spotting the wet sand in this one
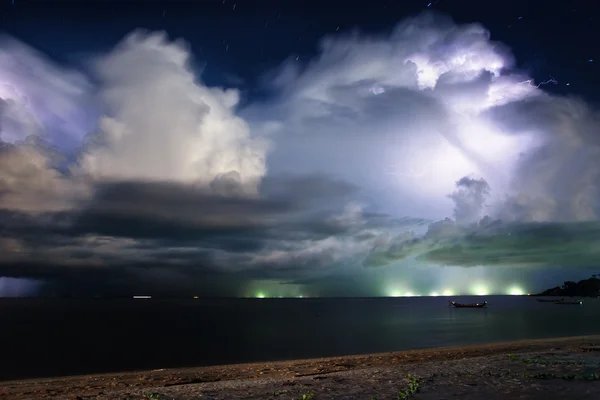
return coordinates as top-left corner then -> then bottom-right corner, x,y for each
3,335 -> 600,399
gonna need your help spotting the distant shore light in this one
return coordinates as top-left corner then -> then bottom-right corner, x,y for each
472,284 -> 489,296
507,286 -> 524,295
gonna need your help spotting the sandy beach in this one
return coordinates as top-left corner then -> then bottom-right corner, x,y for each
3,335 -> 600,400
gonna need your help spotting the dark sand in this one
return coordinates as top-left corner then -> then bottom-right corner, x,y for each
3,335 -> 600,399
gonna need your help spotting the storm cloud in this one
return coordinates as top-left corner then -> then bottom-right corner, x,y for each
2,12 -> 600,296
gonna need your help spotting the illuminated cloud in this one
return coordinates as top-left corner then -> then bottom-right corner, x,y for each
250,12 -> 600,228
0,139 -> 89,213
487,96 -> 600,222
248,12 -> 537,214
448,177 -> 490,225
78,31 -> 269,195
0,35 -> 94,149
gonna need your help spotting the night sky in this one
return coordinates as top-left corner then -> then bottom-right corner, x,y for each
1,0 -> 600,298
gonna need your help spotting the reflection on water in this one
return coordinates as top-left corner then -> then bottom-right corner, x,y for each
0,295 -> 598,381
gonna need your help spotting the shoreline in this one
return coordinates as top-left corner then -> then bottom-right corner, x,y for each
3,335 -> 600,399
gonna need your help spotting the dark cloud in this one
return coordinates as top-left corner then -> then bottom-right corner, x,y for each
0,175 -> 412,290
73,175 -> 358,240
420,221 -> 600,268
363,217 -> 600,269
363,231 -> 422,268
362,171 -> 600,270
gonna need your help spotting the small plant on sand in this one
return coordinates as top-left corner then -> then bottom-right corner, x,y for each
397,374 -> 420,399
273,389 -> 288,396
143,393 -> 173,400
300,390 -> 315,400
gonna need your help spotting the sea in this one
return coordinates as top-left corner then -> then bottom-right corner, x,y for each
1,295 -> 599,381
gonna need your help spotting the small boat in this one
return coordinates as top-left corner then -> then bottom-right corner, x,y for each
449,301 -> 487,308
554,299 -> 583,305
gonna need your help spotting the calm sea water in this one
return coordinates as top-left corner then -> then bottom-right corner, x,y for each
1,295 -> 599,381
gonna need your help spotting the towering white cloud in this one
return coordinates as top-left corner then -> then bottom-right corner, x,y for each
79,31 -> 269,195
449,176 -> 490,225
247,12 -> 599,224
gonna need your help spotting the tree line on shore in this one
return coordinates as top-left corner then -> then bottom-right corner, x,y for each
537,275 -> 600,297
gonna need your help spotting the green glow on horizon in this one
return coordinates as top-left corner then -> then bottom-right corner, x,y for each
430,291 -> 439,297
442,289 -> 454,296
471,284 -> 489,296
247,279 -> 307,299
507,286 -> 524,295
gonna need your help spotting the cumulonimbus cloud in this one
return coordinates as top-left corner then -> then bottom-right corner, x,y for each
249,12 -> 600,223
